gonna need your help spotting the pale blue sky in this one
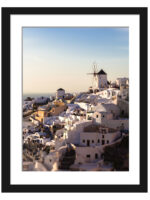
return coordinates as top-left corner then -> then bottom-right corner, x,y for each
23,27 -> 129,94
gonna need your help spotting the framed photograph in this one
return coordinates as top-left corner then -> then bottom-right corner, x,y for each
2,7 -> 147,192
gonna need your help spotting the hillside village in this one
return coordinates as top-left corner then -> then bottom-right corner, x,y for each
23,69 -> 129,171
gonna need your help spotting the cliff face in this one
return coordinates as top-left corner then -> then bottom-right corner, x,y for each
103,136 -> 129,171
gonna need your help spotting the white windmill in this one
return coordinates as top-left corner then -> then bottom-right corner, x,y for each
87,62 -> 108,91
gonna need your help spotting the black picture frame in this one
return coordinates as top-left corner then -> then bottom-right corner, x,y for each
1,7 -> 148,193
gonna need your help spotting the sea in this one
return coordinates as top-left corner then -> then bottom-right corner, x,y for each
23,93 -> 55,101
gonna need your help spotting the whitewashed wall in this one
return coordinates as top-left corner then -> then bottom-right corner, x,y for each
75,146 -> 103,164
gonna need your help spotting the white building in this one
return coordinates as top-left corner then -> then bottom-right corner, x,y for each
63,120 -> 92,145
117,97 -> 129,117
80,126 -> 121,147
119,86 -> 129,100
98,88 -> 120,99
93,111 -> 129,130
86,111 -> 94,120
56,88 -> 65,99
74,146 -> 103,164
94,103 -> 121,118
74,125 -> 121,165
43,145 -> 68,171
93,111 -> 113,123
75,102 -> 91,111
116,78 -> 129,87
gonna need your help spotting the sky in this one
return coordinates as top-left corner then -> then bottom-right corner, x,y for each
23,27 -> 129,94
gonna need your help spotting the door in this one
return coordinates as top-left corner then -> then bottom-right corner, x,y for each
95,153 -> 98,159
87,140 -> 90,146
102,140 -> 105,145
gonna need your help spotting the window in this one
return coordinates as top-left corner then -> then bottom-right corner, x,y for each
121,110 -> 124,115
83,140 -> 85,143
98,139 -> 100,143
95,153 -> 98,159
49,159 -> 51,162
102,140 -> 105,145
107,140 -> 109,144
86,154 -> 90,158
102,129 -> 106,133
96,115 -> 99,118
92,140 -> 94,143
87,140 -> 90,146
88,116 -> 92,120
102,135 -> 105,138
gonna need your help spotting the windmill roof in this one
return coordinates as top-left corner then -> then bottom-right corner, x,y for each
97,69 -> 107,75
